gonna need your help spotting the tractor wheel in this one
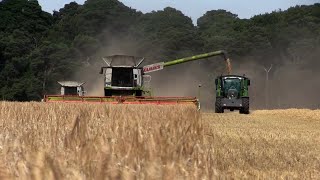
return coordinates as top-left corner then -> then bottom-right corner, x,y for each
215,97 -> 224,113
240,97 -> 250,114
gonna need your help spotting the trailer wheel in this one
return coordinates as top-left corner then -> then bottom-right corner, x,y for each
240,97 -> 249,114
215,97 -> 224,113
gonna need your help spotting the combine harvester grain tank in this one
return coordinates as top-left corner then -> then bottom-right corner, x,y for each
44,50 -> 250,113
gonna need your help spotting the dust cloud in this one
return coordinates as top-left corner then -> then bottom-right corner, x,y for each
231,55 -> 320,110
149,55 -> 320,110
69,31 -> 320,110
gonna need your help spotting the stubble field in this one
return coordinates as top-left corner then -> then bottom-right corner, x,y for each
0,102 -> 319,179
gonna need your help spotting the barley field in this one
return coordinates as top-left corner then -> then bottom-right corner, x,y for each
0,102 -> 208,180
0,102 -> 319,179
203,109 -> 320,179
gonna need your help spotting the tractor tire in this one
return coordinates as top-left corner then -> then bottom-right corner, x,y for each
240,97 -> 250,114
215,97 -> 224,113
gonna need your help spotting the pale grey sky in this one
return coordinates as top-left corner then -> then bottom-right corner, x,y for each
38,0 -> 318,23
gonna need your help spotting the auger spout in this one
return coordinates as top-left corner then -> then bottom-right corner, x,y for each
163,50 -> 232,75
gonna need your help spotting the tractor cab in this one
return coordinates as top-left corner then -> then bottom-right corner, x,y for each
223,77 -> 241,99
57,81 -> 85,96
215,75 -> 250,98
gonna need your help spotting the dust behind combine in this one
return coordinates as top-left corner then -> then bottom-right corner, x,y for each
0,102 -> 319,179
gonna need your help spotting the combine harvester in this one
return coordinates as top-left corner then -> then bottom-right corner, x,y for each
44,50 -> 250,113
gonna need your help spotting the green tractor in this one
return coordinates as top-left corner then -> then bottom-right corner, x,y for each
215,75 -> 251,114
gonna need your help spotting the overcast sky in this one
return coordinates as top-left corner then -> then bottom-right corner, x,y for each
38,0 -> 318,24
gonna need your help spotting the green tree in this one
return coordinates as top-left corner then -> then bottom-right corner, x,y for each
132,7 -> 202,60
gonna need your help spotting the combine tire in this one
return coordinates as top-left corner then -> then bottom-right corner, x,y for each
240,97 -> 249,114
104,89 -> 112,96
215,97 -> 224,113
